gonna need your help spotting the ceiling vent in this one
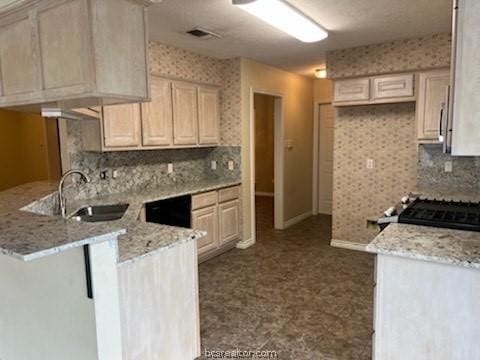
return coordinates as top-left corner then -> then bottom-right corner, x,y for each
186,27 -> 221,39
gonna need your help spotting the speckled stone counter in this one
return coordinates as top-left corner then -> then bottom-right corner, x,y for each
367,223 -> 480,269
0,179 -> 241,264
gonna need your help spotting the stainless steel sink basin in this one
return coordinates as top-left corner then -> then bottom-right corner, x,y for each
70,204 -> 129,223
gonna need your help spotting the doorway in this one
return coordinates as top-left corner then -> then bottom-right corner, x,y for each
250,90 -> 284,244
313,104 -> 334,215
0,109 -> 62,191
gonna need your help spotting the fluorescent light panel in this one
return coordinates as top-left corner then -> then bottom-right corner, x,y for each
233,0 -> 328,43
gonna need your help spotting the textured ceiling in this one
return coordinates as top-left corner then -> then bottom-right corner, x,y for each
148,0 -> 452,77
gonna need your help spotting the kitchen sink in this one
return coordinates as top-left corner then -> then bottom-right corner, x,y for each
70,204 -> 129,223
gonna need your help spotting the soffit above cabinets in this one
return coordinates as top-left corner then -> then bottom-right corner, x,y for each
0,0 -> 152,113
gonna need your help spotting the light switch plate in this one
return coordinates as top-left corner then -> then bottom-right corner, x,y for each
366,159 -> 375,169
211,160 -> 217,170
444,161 -> 453,173
167,163 -> 174,174
228,161 -> 234,170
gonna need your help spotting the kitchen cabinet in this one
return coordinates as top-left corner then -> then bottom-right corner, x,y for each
141,77 -> 173,147
80,77 -> 220,151
173,82 -> 198,146
416,69 -> 450,143
219,200 -> 241,245
0,0 -> 151,111
448,0 -> 480,155
191,186 -> 241,260
333,73 -> 415,106
198,87 -> 220,145
103,104 -> 142,149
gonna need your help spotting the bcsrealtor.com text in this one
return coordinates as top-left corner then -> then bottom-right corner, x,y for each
204,348 -> 278,359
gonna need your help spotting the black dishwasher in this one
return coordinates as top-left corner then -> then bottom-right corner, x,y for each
145,195 -> 192,228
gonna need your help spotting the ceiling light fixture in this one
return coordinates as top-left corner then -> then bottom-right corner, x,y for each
232,0 -> 328,43
314,68 -> 327,79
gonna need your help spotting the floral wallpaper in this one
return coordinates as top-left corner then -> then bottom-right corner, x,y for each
329,33 -> 452,245
327,33 -> 451,79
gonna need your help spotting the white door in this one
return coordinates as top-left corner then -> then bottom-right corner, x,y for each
318,105 -> 334,215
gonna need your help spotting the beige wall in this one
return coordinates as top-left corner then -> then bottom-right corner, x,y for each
254,94 -> 275,194
326,33 -> 451,245
0,109 -> 60,191
314,79 -> 333,103
241,58 -> 314,241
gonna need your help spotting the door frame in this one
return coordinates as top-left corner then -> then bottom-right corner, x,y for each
250,88 -> 285,241
312,101 -> 333,215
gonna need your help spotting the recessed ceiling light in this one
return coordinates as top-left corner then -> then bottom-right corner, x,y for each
314,68 -> 327,79
232,0 -> 328,43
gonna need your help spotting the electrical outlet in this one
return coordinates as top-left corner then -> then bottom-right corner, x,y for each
100,170 -> 108,180
167,163 -> 174,174
211,160 -> 217,170
112,170 -> 119,179
366,159 -> 375,170
228,161 -> 234,170
444,161 -> 453,173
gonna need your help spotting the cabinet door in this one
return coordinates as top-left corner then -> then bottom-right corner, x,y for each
416,70 -> 450,142
371,74 -> 414,100
172,82 -> 198,146
218,200 -> 240,245
197,87 -> 220,145
192,205 -> 218,255
334,78 -> 370,103
141,77 -> 173,146
103,104 -> 141,148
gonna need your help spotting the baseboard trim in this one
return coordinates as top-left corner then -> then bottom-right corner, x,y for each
284,211 -> 312,229
236,237 -> 255,249
330,239 -> 368,252
255,192 -> 274,197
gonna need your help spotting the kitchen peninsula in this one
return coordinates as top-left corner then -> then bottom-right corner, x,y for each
0,177 -> 240,360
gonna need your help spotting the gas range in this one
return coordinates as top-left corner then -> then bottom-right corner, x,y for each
378,195 -> 480,232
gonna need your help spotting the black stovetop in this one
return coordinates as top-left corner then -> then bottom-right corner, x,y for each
398,198 -> 480,232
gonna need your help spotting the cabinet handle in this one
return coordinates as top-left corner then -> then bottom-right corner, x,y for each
438,107 -> 444,142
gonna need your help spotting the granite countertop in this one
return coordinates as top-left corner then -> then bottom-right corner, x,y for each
0,179 -> 241,264
367,223 -> 480,269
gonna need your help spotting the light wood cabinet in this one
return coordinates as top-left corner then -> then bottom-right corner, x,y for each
141,77 -> 173,147
449,0 -> 480,155
0,0 -> 150,111
219,200 -> 241,245
192,206 -> 218,256
416,69 -> 450,143
334,78 -> 370,104
198,87 -> 220,145
102,104 -> 142,148
333,73 -> 415,106
371,74 -> 415,100
173,82 -> 198,146
191,186 -> 241,259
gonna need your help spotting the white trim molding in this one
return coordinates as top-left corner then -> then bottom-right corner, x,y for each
330,239 -> 369,252
236,238 -> 255,249
283,211 -> 312,229
255,192 -> 274,197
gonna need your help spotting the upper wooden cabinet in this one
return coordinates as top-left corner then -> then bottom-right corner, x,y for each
0,0 -> 151,111
448,0 -> 480,155
103,104 -> 142,149
416,69 -> 450,143
80,77 -> 220,152
172,82 -> 198,146
333,73 -> 415,106
141,77 -> 173,147
198,87 -> 220,145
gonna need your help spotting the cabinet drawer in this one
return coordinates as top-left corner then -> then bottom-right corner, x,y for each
218,186 -> 240,203
334,78 -> 370,103
371,74 -> 414,100
192,191 -> 217,210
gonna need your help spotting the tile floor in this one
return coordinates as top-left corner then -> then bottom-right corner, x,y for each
198,196 -> 375,359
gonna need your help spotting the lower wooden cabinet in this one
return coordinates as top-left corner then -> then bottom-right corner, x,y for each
192,205 -> 218,255
219,200 -> 240,245
191,186 -> 241,258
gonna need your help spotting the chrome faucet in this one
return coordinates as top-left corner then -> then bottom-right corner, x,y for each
58,170 -> 91,219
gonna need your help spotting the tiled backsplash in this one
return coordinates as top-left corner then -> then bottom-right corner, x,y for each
417,145 -> 480,192
69,146 -> 241,200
